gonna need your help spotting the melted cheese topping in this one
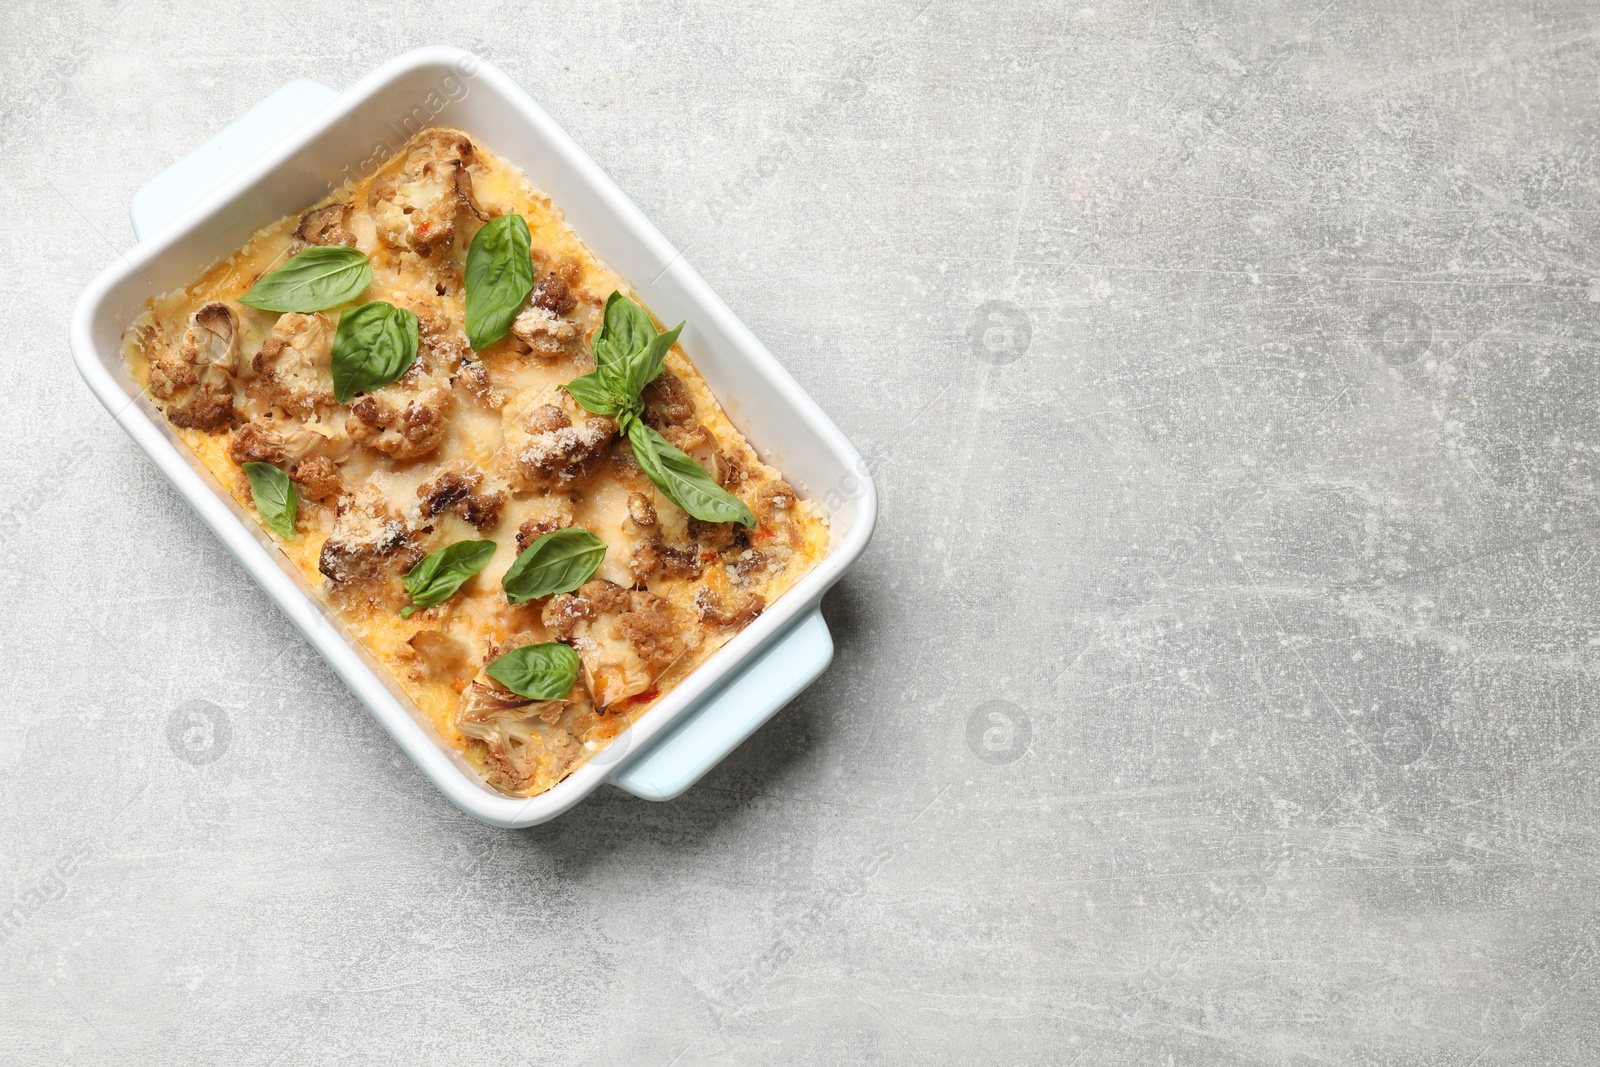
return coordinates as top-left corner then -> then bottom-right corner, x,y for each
124,128 -> 828,797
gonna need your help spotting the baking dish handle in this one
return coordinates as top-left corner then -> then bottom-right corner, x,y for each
130,78 -> 341,240
130,79 -> 836,803
606,607 -> 832,800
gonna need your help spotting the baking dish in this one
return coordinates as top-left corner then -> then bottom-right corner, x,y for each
69,47 -> 877,827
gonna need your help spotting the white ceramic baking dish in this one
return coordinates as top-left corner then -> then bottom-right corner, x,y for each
69,47 -> 877,828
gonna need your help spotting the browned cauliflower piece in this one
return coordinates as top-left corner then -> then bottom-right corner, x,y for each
509,305 -> 578,358
415,302 -> 468,357
456,357 -> 504,410
687,516 -> 749,556
514,495 -> 578,551
246,312 -> 336,417
406,129 -> 475,172
417,465 -> 505,532
186,303 -> 243,376
681,423 -> 745,488
454,647 -> 592,793
228,418 -> 353,468
317,484 -> 421,586
534,272 -> 577,314
167,388 -> 237,432
345,387 -> 450,461
630,538 -> 708,585
750,477 -> 808,554
366,130 -> 484,257
339,311 -> 462,462
695,589 -> 765,628
541,579 -> 687,708
294,203 -> 357,247
150,303 -> 243,432
529,256 -> 587,306
627,492 -> 657,528
288,455 -> 344,503
501,391 -> 616,493
620,487 -> 709,585
641,370 -> 696,433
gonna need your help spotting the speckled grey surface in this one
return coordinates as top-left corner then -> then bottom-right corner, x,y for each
4,0 -> 1600,1063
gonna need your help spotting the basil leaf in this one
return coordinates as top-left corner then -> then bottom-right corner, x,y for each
243,461 -> 297,540
590,291 -> 682,403
564,371 -> 623,417
485,641 -> 581,701
627,421 -> 756,527
239,246 -> 372,313
332,301 -> 419,403
464,212 -> 534,349
619,321 -> 683,400
591,290 -> 657,390
401,539 -> 497,619
502,528 -> 607,604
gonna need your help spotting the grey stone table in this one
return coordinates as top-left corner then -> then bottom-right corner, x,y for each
4,1 -> 1598,1063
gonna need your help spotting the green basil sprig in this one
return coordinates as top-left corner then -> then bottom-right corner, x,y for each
566,292 -> 754,527
240,246 -> 372,313
628,421 -> 756,526
562,371 -> 622,417
486,642 -> 581,701
332,301 -> 419,403
564,291 -> 683,417
596,291 -> 683,400
501,528 -> 606,604
243,461 -> 297,540
464,212 -> 534,349
401,539 -> 497,618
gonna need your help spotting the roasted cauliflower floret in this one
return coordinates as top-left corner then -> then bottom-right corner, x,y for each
339,319 -> 460,462
630,538 -> 708,584
529,255 -> 586,303
288,454 -> 344,503
501,391 -> 616,493
147,342 -> 198,400
368,168 -> 458,257
228,418 -> 352,468
246,312 -> 336,417
696,588 -> 765,628
406,129 -> 475,172
150,303 -> 243,432
317,484 -> 420,586
346,384 -> 452,462
456,357 -> 504,410
294,203 -> 357,247
751,476 -> 808,551
417,465 -> 505,532
509,305 -> 577,358
515,495 -> 578,551
455,648 -> 591,793
627,492 -> 657,528
185,302 -> 243,376
456,696 -> 584,794
532,271 -> 578,315
541,579 -> 688,708
642,370 -> 696,433
150,300 -> 236,391
679,423 -> 744,489
366,131 -> 484,257
166,387 -> 236,432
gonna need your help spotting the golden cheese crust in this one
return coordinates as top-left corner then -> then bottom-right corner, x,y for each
124,128 -> 829,797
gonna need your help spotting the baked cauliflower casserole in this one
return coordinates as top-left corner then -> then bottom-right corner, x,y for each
124,128 -> 828,797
